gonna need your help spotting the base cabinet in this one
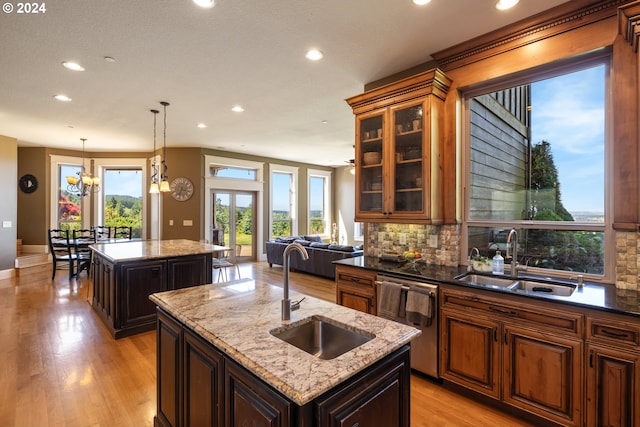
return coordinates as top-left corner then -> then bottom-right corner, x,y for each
155,308 -> 411,427
440,287 -> 583,427
335,265 -> 377,315
585,313 -> 640,427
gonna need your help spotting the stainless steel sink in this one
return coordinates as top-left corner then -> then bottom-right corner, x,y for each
270,316 -> 374,360
455,273 -> 515,288
508,280 -> 576,297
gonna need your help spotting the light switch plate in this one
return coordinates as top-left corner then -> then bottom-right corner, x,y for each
183,220 -> 193,226
428,235 -> 438,248
399,233 -> 406,245
169,219 -> 174,226
2,221 -> 11,228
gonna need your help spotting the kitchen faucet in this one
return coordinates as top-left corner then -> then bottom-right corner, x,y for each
506,228 -> 527,278
282,242 -> 309,320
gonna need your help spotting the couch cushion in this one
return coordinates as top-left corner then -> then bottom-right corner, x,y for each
275,236 -> 300,243
327,244 -> 357,252
303,235 -> 323,243
294,239 -> 311,246
309,242 -> 330,249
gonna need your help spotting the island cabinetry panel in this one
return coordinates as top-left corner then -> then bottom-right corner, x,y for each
335,265 -> 377,315
92,250 -> 212,339
440,286 -> 584,426
346,68 -> 451,224
154,308 -> 411,427
585,312 -> 640,427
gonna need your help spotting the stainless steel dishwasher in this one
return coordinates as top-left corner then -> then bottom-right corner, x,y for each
376,274 -> 439,378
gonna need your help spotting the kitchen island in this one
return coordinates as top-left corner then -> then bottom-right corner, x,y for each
150,279 -> 420,427
91,239 -> 226,339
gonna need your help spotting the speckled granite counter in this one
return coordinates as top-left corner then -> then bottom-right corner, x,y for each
335,256 -> 640,317
90,238 -> 228,263
150,279 -> 420,406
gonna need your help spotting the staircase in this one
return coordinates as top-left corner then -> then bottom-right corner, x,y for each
15,239 -> 50,277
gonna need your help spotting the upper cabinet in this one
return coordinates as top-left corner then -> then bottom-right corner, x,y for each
346,69 -> 451,223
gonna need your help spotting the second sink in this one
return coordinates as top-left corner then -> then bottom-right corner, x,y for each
271,315 -> 374,360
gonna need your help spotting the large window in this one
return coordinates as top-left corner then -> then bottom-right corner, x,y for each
102,168 -> 143,238
308,169 -> 331,237
270,166 -> 297,238
465,57 -> 608,278
58,164 -> 84,231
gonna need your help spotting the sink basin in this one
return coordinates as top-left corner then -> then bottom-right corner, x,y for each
455,273 -> 515,288
270,316 -> 374,360
508,280 -> 576,297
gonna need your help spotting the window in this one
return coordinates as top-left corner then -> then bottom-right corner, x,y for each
270,166 -> 297,238
209,165 -> 257,180
465,57 -> 608,278
102,168 -> 143,238
58,164 -> 83,231
308,169 -> 331,237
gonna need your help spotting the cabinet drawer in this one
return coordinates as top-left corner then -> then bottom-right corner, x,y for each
441,287 -> 583,338
335,267 -> 376,291
587,315 -> 640,349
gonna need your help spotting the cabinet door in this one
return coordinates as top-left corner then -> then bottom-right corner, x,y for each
356,109 -> 386,218
168,254 -> 212,290
503,325 -> 582,426
586,343 -> 640,427
225,358 -> 292,427
337,288 -> 375,315
389,101 -> 428,217
184,329 -> 223,427
157,310 -> 183,427
440,308 -> 501,399
120,260 -> 167,329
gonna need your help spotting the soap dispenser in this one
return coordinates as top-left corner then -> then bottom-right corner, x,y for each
492,250 -> 504,275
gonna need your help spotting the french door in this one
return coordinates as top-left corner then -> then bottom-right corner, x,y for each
212,190 -> 255,262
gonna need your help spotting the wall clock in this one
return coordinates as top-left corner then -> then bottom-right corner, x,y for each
19,174 -> 38,193
170,177 -> 194,201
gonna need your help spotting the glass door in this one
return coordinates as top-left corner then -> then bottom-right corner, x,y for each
212,190 -> 255,262
357,111 -> 385,216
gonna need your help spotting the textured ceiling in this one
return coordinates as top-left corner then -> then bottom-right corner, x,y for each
0,0 -> 568,166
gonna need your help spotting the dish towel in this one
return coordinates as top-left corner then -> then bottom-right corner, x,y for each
406,285 -> 433,327
377,281 -> 403,320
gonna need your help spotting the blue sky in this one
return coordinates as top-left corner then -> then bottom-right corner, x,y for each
530,65 -> 605,213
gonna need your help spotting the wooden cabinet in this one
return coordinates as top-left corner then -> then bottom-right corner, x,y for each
346,68 -> 451,223
155,308 -> 411,427
335,265 -> 377,315
440,287 -> 583,426
121,260 -> 167,329
585,312 -> 640,427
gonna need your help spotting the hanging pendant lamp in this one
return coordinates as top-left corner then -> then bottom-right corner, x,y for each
149,109 -> 160,194
159,101 -> 171,192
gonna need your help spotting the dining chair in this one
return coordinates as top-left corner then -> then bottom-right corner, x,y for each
112,226 -> 133,240
92,225 -> 112,241
47,229 -> 76,280
212,248 -> 240,283
73,229 -> 96,277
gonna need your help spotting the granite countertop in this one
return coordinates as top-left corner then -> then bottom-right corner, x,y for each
149,280 -> 420,406
90,239 -> 228,263
335,256 -> 640,318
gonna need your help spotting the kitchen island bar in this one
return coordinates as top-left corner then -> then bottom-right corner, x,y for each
150,279 -> 420,427
91,239 -> 226,339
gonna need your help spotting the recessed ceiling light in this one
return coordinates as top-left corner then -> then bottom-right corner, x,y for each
412,0 -> 431,5
62,61 -> 85,72
104,56 -> 116,63
197,123 -> 208,128
231,105 -> 245,113
496,0 -> 519,10
54,94 -> 72,102
193,0 -> 215,8
305,49 -> 323,61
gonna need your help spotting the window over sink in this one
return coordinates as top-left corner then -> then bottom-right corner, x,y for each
463,53 -> 609,279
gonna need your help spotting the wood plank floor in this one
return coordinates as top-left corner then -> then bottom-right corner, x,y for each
0,261 -> 533,427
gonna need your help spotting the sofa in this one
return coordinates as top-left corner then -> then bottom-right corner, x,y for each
265,235 -> 363,280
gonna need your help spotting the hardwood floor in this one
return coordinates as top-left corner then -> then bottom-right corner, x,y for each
0,261 -> 533,427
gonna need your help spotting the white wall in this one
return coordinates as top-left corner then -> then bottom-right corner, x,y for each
334,166 -> 358,246
0,135 -> 17,272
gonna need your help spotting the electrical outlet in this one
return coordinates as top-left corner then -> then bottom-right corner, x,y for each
378,231 -> 385,241
399,233 -> 406,245
183,220 -> 193,226
428,235 -> 438,248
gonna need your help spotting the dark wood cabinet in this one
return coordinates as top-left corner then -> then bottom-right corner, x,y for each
155,308 -> 411,427
335,265 -> 377,315
585,313 -> 640,427
92,251 -> 212,339
440,286 -> 583,426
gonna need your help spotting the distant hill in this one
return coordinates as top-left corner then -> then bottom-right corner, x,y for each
570,211 -> 604,222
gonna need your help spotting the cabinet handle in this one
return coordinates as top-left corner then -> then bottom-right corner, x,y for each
351,423 -> 359,427
589,350 -> 593,368
600,328 -> 630,339
489,306 -> 517,316
504,331 -> 508,345
494,328 -> 498,342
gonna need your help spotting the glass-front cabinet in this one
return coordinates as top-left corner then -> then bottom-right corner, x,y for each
347,69 -> 451,223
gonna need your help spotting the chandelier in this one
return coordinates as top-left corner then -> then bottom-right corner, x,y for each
66,138 -> 100,196
149,109 -> 160,194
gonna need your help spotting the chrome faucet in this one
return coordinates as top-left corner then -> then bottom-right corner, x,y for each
506,228 -> 527,278
282,243 -> 309,320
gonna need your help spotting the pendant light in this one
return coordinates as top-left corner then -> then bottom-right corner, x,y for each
159,101 -> 171,192
65,138 -> 100,197
149,109 -> 160,194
